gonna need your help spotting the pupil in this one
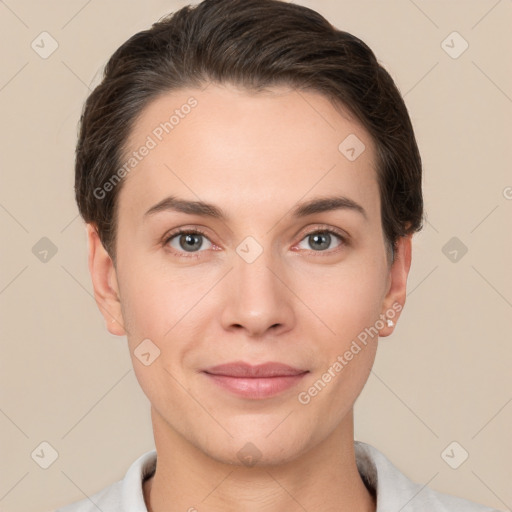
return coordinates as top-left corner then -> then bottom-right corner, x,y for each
311,233 -> 330,251
180,234 -> 202,251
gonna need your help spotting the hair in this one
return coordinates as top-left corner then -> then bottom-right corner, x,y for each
75,0 -> 423,266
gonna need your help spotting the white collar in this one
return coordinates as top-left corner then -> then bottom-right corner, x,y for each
58,440 -> 497,511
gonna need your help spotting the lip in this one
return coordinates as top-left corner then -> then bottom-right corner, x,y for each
203,361 -> 307,377
202,361 -> 309,399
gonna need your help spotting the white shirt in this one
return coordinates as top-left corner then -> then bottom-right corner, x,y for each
55,441 -> 499,511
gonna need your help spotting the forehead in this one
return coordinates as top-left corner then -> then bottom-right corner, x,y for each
117,83 -> 380,226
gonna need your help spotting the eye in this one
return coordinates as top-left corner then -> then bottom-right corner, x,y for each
296,228 -> 346,253
164,229 -> 213,256
163,226 -> 348,258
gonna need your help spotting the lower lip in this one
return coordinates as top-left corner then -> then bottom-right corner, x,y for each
203,372 -> 308,399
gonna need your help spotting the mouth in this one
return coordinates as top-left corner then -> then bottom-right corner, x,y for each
202,361 -> 309,399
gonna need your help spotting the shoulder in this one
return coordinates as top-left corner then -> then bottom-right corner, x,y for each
413,485 -> 500,512
354,441 -> 500,512
54,449 -> 157,512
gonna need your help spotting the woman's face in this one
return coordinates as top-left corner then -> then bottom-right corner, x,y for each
89,83 -> 411,465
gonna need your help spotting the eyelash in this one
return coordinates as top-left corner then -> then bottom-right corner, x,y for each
162,225 -> 348,259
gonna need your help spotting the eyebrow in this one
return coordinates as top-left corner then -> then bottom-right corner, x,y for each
143,194 -> 368,222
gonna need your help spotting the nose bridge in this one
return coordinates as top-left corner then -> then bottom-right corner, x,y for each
236,238 -> 278,294
220,234 -> 293,335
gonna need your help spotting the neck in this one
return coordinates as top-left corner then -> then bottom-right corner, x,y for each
143,407 -> 376,512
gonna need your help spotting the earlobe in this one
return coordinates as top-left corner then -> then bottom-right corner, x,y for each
86,223 -> 126,336
379,234 -> 413,337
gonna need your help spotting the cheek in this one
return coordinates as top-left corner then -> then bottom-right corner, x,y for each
296,272 -> 381,421
118,263 -> 218,398
292,257 -> 385,406
295,257 -> 387,337
119,258 -> 202,337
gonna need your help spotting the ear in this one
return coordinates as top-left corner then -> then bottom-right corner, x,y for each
86,223 -> 126,336
378,233 -> 413,337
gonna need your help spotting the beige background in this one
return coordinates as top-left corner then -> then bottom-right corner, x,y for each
0,1 -> 511,511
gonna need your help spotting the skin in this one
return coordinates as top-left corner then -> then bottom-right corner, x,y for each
87,83 -> 412,512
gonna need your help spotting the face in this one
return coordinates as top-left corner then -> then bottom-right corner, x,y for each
88,83 -> 411,466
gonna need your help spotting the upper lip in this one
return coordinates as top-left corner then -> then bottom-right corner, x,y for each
203,361 -> 308,378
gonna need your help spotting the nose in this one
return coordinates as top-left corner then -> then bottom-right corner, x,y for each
219,243 -> 295,338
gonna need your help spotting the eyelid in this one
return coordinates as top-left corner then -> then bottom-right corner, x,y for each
299,224 -> 348,241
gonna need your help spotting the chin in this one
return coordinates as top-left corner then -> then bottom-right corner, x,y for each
190,424 -> 313,468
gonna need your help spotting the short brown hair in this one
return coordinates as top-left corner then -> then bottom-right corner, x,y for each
75,0 -> 423,265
